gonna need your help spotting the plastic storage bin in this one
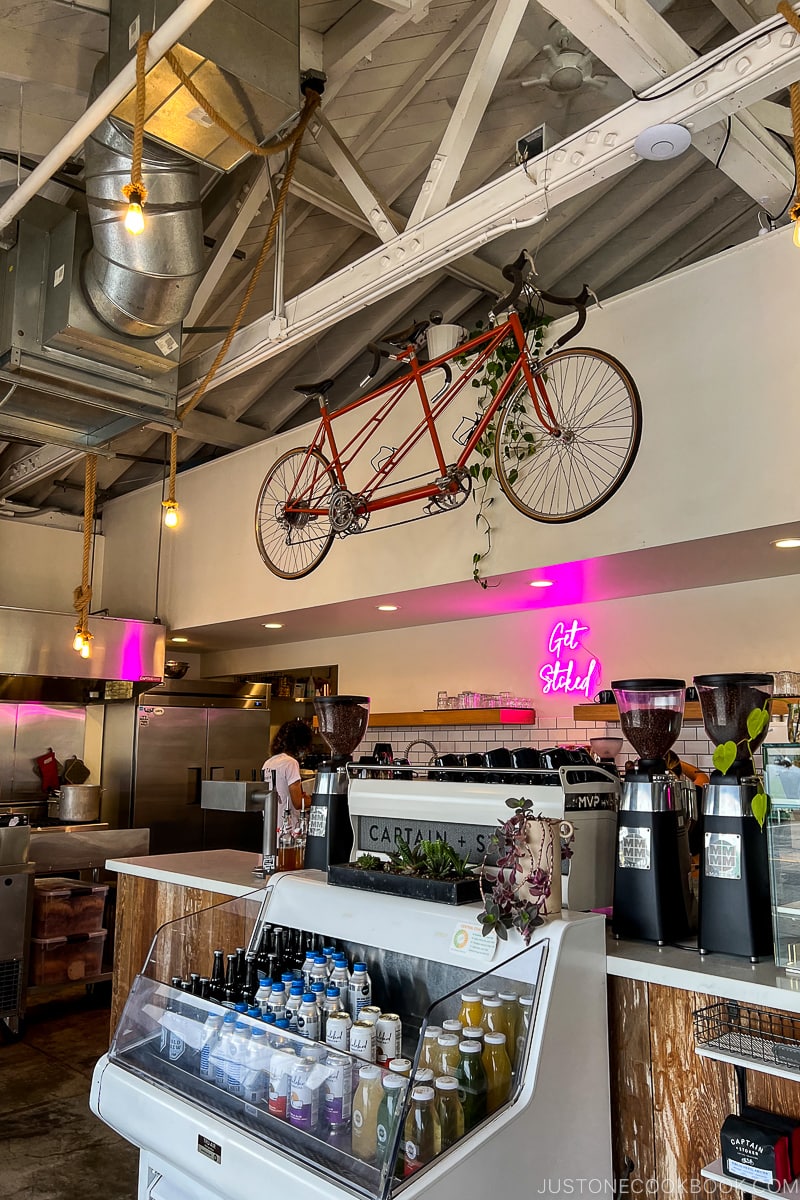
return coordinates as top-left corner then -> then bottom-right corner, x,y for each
29,930 -> 107,986
32,877 -> 109,938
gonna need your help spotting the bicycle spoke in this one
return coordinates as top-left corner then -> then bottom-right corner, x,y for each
255,448 -> 335,578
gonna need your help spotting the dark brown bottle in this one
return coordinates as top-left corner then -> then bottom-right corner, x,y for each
189,973 -> 201,995
199,977 -> 211,1000
234,947 -> 247,990
209,950 -> 226,1002
256,925 -> 272,974
242,959 -> 259,1007
224,953 -> 239,1002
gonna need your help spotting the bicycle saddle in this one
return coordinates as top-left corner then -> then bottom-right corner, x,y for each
293,378 -> 335,397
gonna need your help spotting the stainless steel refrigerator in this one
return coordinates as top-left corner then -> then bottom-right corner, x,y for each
102,681 -> 270,855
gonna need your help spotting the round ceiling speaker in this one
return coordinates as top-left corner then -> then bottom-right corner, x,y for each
633,123 -> 692,161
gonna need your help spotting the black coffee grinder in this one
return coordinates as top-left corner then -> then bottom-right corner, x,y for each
612,679 -> 693,944
695,673 -> 774,961
304,695 -> 370,871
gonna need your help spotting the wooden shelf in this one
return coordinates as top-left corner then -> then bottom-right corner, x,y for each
695,1044 -> 800,1084
367,709 -> 536,728
574,699 -> 796,723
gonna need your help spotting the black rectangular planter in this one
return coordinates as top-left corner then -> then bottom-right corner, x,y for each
327,863 -> 481,905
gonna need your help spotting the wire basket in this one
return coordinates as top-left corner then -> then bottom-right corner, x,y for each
694,1001 -> 800,1072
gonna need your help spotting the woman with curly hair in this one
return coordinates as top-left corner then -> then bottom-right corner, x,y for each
262,718 -> 313,830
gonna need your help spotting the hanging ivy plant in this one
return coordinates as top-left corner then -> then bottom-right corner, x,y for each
459,301 -> 550,587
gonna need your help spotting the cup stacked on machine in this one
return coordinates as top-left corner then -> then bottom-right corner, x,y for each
157,922 -> 527,1172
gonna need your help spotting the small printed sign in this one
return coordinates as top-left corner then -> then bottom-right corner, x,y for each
357,817 -> 497,865
308,807 -> 328,837
155,331 -> 179,356
53,264 -> 65,288
197,1135 -> 221,1164
450,920 -> 497,961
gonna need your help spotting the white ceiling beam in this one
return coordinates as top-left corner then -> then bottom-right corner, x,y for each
708,0 -> 776,33
408,0 -> 530,227
185,163 -> 272,329
312,112 -> 400,241
0,25 -> 101,94
323,0 -> 429,103
179,8 -> 800,396
348,0 -> 496,156
181,9 -> 800,396
750,99 -> 793,139
157,410 -> 265,450
539,0 -> 793,210
0,444 -> 84,499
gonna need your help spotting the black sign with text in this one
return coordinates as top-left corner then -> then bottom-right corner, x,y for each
356,817 -> 499,865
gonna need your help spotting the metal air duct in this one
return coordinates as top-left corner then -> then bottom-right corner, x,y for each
82,60 -> 205,338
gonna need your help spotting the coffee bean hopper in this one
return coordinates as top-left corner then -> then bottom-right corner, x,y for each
304,696 -> 370,871
612,678 -> 694,944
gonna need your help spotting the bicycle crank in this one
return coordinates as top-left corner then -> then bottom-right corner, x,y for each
425,466 -> 472,514
329,488 -> 370,536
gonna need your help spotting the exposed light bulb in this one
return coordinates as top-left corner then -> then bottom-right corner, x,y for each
125,201 -> 145,235
73,631 -> 85,651
80,640 -> 91,659
794,220 -> 800,249
163,501 -> 179,529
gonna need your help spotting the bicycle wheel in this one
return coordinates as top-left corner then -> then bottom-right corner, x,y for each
494,348 -> 641,523
255,447 -> 336,579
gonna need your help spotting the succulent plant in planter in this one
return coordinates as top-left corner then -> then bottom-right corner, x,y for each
478,797 -> 573,945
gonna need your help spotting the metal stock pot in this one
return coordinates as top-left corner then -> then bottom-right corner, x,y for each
51,785 -> 102,823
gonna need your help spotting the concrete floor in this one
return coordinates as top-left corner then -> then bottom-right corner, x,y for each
0,986 -> 138,1200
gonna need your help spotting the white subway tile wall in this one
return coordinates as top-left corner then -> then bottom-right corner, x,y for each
360,716 -> 716,770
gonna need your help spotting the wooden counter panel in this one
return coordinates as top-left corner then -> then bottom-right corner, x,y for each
110,875 -> 258,1033
608,975 -> 656,1189
649,985 -> 737,1195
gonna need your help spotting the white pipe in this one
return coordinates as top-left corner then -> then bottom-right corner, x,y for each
0,0 -> 217,231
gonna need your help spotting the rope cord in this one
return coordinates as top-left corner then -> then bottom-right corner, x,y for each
777,3 -> 800,222
73,453 -> 97,647
121,31 -> 152,208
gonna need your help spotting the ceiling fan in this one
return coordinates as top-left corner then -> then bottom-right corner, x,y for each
518,23 -> 612,98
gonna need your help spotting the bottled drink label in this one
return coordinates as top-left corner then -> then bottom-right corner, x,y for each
323,1053 -> 352,1127
297,999 -> 321,1041
289,1061 -> 321,1132
376,1014 -> 402,1065
350,1020 -> 376,1063
268,1052 -> 296,1119
326,1011 -> 352,1053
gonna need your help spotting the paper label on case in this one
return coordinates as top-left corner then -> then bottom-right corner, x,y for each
450,920 -> 497,960
308,807 -> 328,837
725,1157 -> 773,1186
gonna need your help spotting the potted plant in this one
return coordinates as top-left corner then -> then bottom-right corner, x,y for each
328,838 -> 481,904
478,798 -> 574,944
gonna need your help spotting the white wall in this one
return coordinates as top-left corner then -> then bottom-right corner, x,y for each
0,520 -> 104,613
101,228 -> 800,631
201,575 -> 798,716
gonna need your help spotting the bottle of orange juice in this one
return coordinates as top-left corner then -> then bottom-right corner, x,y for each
482,997 -> 510,1042
457,992 -> 483,1029
482,1032 -> 512,1114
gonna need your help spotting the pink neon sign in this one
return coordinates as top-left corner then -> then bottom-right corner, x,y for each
538,618 -> 599,699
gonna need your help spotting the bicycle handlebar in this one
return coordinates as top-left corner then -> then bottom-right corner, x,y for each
361,328 -> 452,388
492,250 -> 598,351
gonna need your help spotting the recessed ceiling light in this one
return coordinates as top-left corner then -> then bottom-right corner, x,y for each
773,538 -> 800,549
377,604 -> 399,612
263,622 -> 284,629
171,636 -> 189,643
529,579 -> 554,588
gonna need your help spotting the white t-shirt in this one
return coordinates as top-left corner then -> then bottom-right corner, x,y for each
262,752 -> 302,829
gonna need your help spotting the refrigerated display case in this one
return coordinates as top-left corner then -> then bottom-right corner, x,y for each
91,872 -> 612,1199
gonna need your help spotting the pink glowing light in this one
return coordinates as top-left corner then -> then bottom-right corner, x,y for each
539,617 -> 600,699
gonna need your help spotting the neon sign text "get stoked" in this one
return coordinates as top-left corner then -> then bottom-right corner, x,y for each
538,618 -> 599,699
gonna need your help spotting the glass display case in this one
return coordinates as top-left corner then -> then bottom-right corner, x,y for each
765,744 -> 800,969
92,873 -> 612,1200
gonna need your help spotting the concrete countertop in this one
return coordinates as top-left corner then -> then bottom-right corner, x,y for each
105,849 -> 266,898
608,933 -> 800,1014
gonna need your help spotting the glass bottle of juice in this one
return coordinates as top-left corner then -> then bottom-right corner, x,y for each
437,1034 -> 461,1077
403,1086 -> 439,1176
516,996 -> 534,1065
457,992 -> 483,1029
376,1072 -> 408,1170
352,1064 -> 384,1163
435,1075 -> 464,1150
462,1026 -> 485,1049
419,1026 -> 443,1072
455,1041 -> 487,1131
498,992 -> 519,1049
482,1032 -> 512,1114
482,997 -> 510,1042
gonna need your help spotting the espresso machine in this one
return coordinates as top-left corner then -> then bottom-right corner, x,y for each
304,695 -> 370,871
612,679 -> 693,943
695,672 -> 774,960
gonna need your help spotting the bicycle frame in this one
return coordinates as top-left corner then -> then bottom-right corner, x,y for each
287,308 -> 559,519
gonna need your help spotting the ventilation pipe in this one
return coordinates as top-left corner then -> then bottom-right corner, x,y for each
81,60 -> 205,338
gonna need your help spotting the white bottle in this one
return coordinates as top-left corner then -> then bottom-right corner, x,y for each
310,956 -> 328,992
286,983 -> 304,1033
321,985 -> 342,1038
210,1014 -> 237,1087
301,951 -> 317,990
348,962 -> 372,1019
225,1022 -> 251,1096
241,1027 -> 269,1105
297,993 -> 321,1041
255,977 -> 273,1017
198,1014 -> 223,1081
268,982 -> 287,1023
330,957 -> 350,992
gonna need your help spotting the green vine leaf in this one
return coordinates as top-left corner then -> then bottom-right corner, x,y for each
746,706 -> 770,741
713,741 -> 738,775
751,789 -> 769,830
